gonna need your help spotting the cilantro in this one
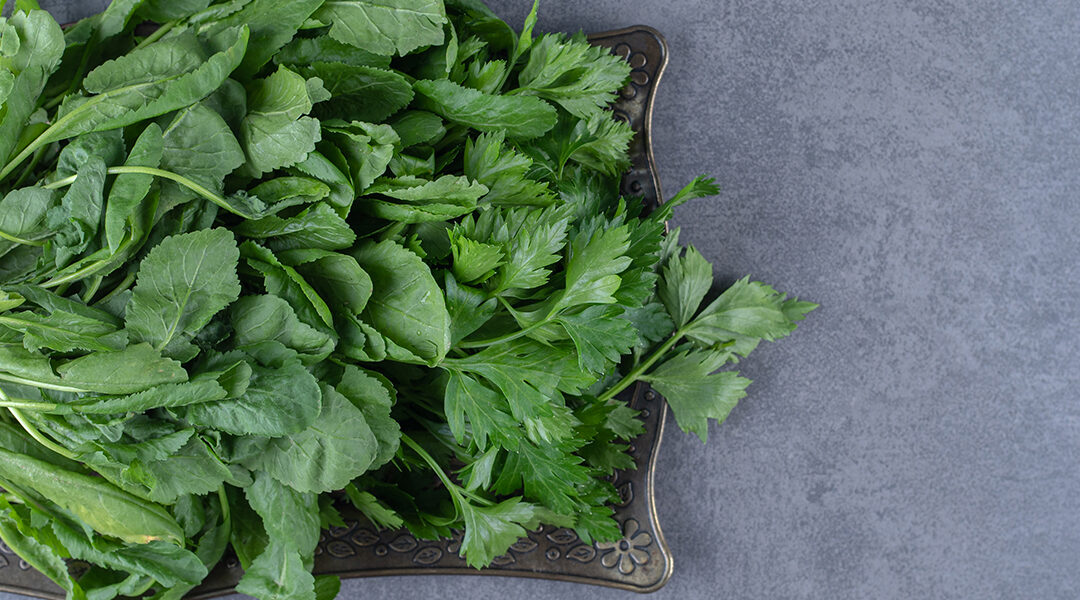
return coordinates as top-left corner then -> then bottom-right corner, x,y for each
0,2 -> 814,598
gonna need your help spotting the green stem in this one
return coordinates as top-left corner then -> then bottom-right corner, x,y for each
457,296 -> 554,350
457,318 -> 546,349
10,144 -> 47,189
132,20 -> 177,51
596,327 -> 685,403
80,275 -> 103,303
6,407 -> 77,460
41,259 -> 111,289
400,434 -> 464,514
42,39 -> 95,112
217,485 -> 231,523
93,270 -> 135,305
0,372 -> 87,393
0,397 -> 61,412
0,230 -> 46,246
45,166 -> 248,216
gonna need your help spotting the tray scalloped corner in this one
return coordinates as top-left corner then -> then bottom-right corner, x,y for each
0,25 -> 673,598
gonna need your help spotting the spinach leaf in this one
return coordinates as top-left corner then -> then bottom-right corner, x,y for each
0,448 -> 184,544
184,352 -> 322,436
240,66 -> 326,175
125,228 -> 241,358
352,239 -> 450,365
247,382 -> 377,494
0,187 -> 56,246
0,10 -> 64,174
7,26 -> 249,177
104,123 -> 163,253
313,0 -> 447,57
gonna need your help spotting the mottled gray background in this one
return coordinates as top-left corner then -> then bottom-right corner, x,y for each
4,1 -> 1079,599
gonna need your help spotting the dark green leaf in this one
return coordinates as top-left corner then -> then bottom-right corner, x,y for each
0,187 -> 57,246
463,131 -> 551,206
203,0 -> 324,78
303,62 -> 413,123
157,102 -> 246,212
37,27 -> 248,148
459,497 -> 535,569
444,272 -> 496,346
0,309 -> 126,353
414,78 -> 557,139
516,33 -> 630,119
125,228 -> 241,357
335,365 -> 399,468
278,249 -> 372,316
185,351 -> 321,436
235,539 -> 315,600
276,34 -> 391,69
641,350 -> 752,442
658,245 -> 713,327
314,0 -> 447,57
236,202 -> 355,251
0,447 -> 184,544
558,305 -> 636,374
245,471 -> 321,557
240,66 -> 324,176
353,240 -> 450,365
55,344 -> 188,395
248,382 -> 377,493
360,175 -> 487,223
104,123 -> 163,253
0,11 -> 64,169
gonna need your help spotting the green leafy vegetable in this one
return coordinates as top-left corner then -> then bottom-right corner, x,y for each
0,2 -> 813,599
125,228 -> 241,358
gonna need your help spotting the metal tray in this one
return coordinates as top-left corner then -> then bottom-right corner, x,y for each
0,25 -> 673,598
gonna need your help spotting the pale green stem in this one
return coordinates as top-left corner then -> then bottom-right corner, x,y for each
80,275 -> 103,303
0,230 -> 45,246
44,165 -> 248,216
401,434 -> 464,516
0,372 -> 87,393
132,20 -> 177,51
6,406 -> 77,460
595,327 -> 686,403
94,270 -> 136,305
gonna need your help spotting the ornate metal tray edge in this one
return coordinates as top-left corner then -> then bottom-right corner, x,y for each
0,25 -> 674,598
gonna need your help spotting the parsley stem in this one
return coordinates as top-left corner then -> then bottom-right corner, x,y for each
6,406 -> 77,460
457,319 -> 546,349
596,327 -> 685,403
401,434 -> 456,493
44,166 -> 251,217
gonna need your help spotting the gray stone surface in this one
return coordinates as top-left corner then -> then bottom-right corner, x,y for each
4,1 -> 1079,599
